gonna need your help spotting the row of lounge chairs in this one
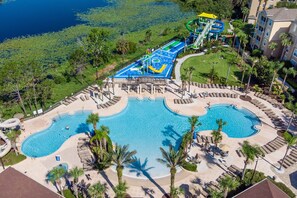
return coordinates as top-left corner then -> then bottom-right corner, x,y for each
278,148 -> 297,169
80,94 -> 90,101
200,92 -> 238,98
81,85 -> 97,95
236,136 -> 286,157
250,99 -> 286,130
254,92 -> 282,109
196,135 -> 214,144
62,96 -> 78,106
173,98 -> 194,104
189,82 -> 239,90
97,96 -> 121,109
77,137 -> 95,171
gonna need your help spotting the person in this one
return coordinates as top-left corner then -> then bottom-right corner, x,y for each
65,126 -> 70,130
207,102 -> 211,109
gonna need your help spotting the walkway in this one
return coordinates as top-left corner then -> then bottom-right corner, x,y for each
174,52 -> 205,81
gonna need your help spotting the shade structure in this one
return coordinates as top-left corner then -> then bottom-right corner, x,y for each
198,12 -> 217,19
13,113 -> 24,119
219,144 -> 230,152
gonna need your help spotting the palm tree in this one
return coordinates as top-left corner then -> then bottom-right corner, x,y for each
6,130 -> 21,155
114,181 -> 129,198
245,58 -> 258,96
188,66 -> 195,92
111,144 -> 137,184
286,102 -> 297,131
242,7 -> 250,22
269,61 -> 284,93
216,119 -> 227,132
279,131 -> 297,170
110,71 -> 116,94
280,33 -> 292,60
69,167 -> 84,198
90,129 -> 103,151
179,30 -> 190,53
88,182 -> 107,198
180,74 -> 187,98
282,67 -> 297,89
237,31 -> 247,57
48,167 -> 66,196
157,145 -> 186,197
219,176 -> 240,198
211,130 -> 223,148
268,42 -> 278,59
232,28 -> 240,48
188,116 -> 201,146
181,131 -> 192,154
240,63 -> 249,86
86,113 -> 99,131
209,189 -> 224,198
240,141 -> 262,180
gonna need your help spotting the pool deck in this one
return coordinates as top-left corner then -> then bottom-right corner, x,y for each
8,81 -> 297,197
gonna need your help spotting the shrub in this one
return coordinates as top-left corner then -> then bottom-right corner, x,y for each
128,41 -> 137,54
242,169 -> 266,186
53,75 -> 66,84
270,180 -> 296,198
63,189 -> 75,198
182,160 -> 197,172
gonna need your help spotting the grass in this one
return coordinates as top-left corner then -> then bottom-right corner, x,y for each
2,151 -> 26,166
180,50 -> 241,85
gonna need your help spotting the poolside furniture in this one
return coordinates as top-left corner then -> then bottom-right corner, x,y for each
80,95 -> 85,101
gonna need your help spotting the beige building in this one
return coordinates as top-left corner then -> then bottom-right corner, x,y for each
247,0 -> 281,24
285,19 -> 297,66
250,8 -> 297,64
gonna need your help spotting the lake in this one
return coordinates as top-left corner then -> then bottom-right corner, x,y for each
0,0 -> 108,41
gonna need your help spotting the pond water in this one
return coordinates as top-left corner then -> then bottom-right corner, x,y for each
0,0 -> 108,41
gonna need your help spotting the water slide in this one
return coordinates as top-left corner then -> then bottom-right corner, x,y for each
0,131 -> 12,158
148,64 -> 167,74
209,20 -> 224,34
191,20 -> 214,49
0,118 -> 20,129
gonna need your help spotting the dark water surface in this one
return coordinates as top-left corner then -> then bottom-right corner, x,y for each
0,0 -> 107,41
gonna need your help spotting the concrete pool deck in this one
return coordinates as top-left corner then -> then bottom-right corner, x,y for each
9,81 -> 297,197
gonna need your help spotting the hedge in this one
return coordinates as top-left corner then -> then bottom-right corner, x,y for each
182,160 -> 197,172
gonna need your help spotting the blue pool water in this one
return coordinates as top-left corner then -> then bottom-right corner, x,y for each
114,40 -> 185,79
22,98 -> 261,178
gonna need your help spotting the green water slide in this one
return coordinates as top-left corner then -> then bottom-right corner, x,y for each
186,20 -> 194,32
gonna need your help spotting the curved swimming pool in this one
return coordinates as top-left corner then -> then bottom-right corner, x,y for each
22,98 -> 261,178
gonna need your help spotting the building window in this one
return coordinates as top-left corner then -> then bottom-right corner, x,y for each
266,31 -> 269,36
291,59 -> 297,66
294,49 -> 297,57
256,36 -> 261,41
268,20 -> 272,26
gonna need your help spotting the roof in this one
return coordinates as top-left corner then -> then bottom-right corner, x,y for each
265,8 -> 297,22
0,167 -> 62,198
234,178 -> 289,198
198,12 -> 217,19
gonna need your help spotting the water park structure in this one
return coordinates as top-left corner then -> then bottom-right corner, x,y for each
186,12 -> 224,49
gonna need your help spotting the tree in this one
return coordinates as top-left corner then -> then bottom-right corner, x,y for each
211,130 -> 223,148
240,63 -> 249,86
237,31 -> 247,56
282,67 -> 296,89
240,141 -> 262,180
6,130 -> 21,156
37,79 -> 54,109
88,182 -> 107,198
90,129 -> 104,156
114,181 -> 128,198
69,167 -> 84,198
111,144 -> 137,184
242,7 -> 250,22
219,176 -> 240,198
279,131 -> 297,170
216,119 -> 227,132
286,102 -> 297,131
268,61 -> 284,93
83,28 -> 111,67
280,33 -> 292,60
268,42 -> 278,59
116,38 -> 129,56
86,113 -> 99,131
48,167 -> 66,196
209,189 -> 224,198
144,30 -> 152,43
179,30 -> 190,53
245,58 -> 258,96
68,48 -> 87,78
188,116 -> 201,146
232,28 -> 240,48
157,145 -> 186,197
187,66 -> 195,92
180,74 -> 187,99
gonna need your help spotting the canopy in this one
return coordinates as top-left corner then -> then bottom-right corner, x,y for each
198,12 -> 217,19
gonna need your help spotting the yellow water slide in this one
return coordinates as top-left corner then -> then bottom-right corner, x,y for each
148,64 -> 167,73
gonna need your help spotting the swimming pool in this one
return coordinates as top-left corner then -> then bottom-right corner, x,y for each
22,98 -> 261,178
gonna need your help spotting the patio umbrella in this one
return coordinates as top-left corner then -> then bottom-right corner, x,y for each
219,144 -> 230,152
13,113 -> 24,119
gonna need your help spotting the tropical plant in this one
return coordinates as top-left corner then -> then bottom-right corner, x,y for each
209,189 -> 224,198
188,116 -> 201,146
280,33 -> 292,60
245,58 -> 258,96
69,167 -> 84,198
88,182 -> 107,198
181,131 -> 193,154
242,7 -> 250,22
279,131 -> 297,170
269,61 -> 284,93
6,130 -> 21,155
187,66 -> 195,92
286,102 -> 297,131
211,130 -> 223,148
219,176 -> 240,198
86,113 -> 99,131
116,38 -> 129,56
268,42 -> 278,59
111,144 -> 137,184
237,31 -> 247,56
170,187 -> 184,198
282,67 -> 297,89
240,141 -> 262,180
157,145 -> 186,197
48,167 -> 66,196
114,181 -> 129,198
180,74 -> 187,98
216,119 -> 227,132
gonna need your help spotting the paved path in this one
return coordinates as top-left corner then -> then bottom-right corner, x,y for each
174,52 -> 205,81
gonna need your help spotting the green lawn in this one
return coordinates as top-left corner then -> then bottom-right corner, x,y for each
180,51 -> 241,85
2,151 -> 26,166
